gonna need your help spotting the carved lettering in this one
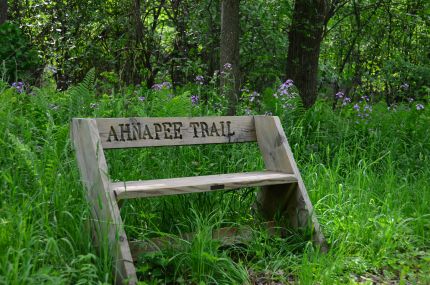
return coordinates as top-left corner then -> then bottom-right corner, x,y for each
210,122 -> 220,137
220,121 -> 226,136
162,122 -> 173,139
132,123 -> 141,140
226,121 -> 235,137
107,126 -> 118,142
189,122 -> 200,138
142,124 -> 153,139
154,123 -> 162,140
119,124 -> 132,141
200,122 -> 209,137
173,122 -> 183,139
105,119 -> 237,143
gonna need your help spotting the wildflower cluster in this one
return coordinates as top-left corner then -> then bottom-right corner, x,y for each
241,89 -> 260,115
221,63 -> 233,77
273,79 -> 298,110
195,75 -> 204,85
275,79 -> 295,99
190,95 -> 199,105
353,95 -> 373,120
11,82 -> 25,93
223,63 -> 232,70
335,91 -> 352,106
152,82 -> 172,90
400,83 -> 409,91
416,103 -> 424,111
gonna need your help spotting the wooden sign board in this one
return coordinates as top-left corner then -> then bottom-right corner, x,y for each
71,116 -> 326,285
96,116 -> 256,149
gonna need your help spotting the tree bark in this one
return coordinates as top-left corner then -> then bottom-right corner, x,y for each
286,0 -> 328,108
220,0 -> 240,115
0,0 -> 7,25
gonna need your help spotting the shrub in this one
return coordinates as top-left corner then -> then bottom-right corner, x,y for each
0,22 -> 41,83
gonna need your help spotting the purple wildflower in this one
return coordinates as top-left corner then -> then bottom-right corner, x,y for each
416,104 -> 424,110
11,82 -> 24,93
277,79 -> 296,99
195,75 -> 204,85
90,103 -> 98,109
284,103 -> 294,110
363,105 -> 372,112
335,91 -> 344,99
162,82 -> 172,89
152,82 -> 172,90
279,80 -> 294,90
361,95 -> 369,102
342,97 -> 351,106
191,95 -> 199,105
408,98 -> 414,103
250,91 -> 259,102
223,63 -> 232,70
138,96 -> 146,102
353,104 -> 360,111
400,83 -> 409,91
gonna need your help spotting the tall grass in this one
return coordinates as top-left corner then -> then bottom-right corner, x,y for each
0,78 -> 429,284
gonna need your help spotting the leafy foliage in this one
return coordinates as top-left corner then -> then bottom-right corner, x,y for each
0,22 -> 41,83
0,76 -> 429,283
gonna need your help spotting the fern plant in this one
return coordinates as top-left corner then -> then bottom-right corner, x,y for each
68,68 -> 96,116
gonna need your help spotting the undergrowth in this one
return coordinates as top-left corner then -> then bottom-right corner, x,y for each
0,75 -> 429,284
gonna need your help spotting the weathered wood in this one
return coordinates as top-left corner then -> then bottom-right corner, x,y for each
112,171 -> 298,200
71,119 -> 137,285
95,116 -> 256,149
254,116 -> 327,251
129,222 -> 280,259
72,115 -> 327,284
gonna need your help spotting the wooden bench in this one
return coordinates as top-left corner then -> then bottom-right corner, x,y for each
71,116 -> 326,285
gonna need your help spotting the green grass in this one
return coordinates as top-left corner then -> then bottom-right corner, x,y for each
0,79 -> 429,284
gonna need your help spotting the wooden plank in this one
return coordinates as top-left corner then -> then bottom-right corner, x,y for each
254,116 -> 327,251
95,116 -> 256,149
111,171 -> 298,200
129,222 -> 280,259
71,118 -> 138,285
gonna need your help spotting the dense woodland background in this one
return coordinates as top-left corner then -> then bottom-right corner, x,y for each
0,0 -> 430,284
1,0 -> 429,110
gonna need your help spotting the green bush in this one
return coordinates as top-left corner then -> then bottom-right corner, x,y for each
0,22 -> 41,83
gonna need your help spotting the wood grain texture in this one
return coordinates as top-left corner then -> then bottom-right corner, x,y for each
254,116 -> 327,251
95,116 -> 256,149
112,171 -> 298,200
71,118 -> 137,285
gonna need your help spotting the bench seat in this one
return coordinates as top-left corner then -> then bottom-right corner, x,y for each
111,171 -> 298,200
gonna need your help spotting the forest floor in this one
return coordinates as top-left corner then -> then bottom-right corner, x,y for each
1,79 -> 429,284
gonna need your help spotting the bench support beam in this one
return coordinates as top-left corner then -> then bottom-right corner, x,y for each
72,119 -> 137,285
255,116 -> 327,251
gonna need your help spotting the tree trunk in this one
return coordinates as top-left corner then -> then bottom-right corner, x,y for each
286,0 -> 327,108
220,0 -> 240,115
0,0 -> 7,25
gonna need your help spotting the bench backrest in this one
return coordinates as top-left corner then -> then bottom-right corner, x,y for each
95,116 -> 256,149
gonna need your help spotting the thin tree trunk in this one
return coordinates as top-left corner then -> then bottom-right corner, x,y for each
0,0 -> 7,24
286,0 -> 327,108
133,0 -> 144,44
220,0 -> 240,115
